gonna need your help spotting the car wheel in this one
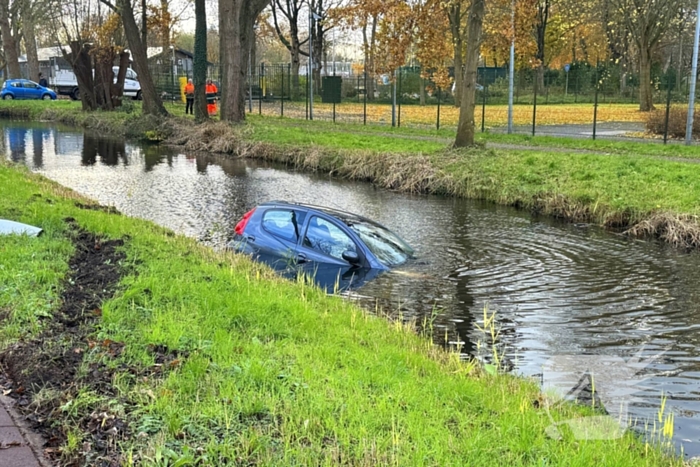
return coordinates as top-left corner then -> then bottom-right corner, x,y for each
72,88 -> 80,100
42,94 -> 51,100
136,91 -> 142,101
2,94 -> 13,100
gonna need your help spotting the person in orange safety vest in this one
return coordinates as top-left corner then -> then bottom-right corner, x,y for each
206,79 -> 218,115
184,79 -> 194,115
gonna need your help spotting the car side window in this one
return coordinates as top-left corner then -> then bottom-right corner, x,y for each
303,216 -> 357,260
23,82 -> 37,89
262,209 -> 305,243
11,82 -> 20,87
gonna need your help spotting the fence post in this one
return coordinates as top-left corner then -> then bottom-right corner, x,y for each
398,67 -> 402,127
437,87 -> 441,130
593,61 -> 599,140
481,86 -> 487,132
248,53 -> 253,113
664,56 -> 674,144
281,64 -> 285,117
259,63 -> 263,115
532,75 -> 538,136
363,72 -> 367,125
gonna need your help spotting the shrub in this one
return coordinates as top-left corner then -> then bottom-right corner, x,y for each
646,106 -> 700,139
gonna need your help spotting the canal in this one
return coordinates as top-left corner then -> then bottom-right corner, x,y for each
4,121 -> 700,455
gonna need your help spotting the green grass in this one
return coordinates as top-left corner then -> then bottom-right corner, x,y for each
0,161 -> 681,465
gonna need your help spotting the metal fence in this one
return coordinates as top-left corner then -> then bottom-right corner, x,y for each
151,60 -> 700,143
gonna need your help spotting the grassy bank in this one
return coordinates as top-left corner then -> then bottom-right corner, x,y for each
0,162 -> 680,465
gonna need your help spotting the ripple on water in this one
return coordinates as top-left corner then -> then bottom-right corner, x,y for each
7,123 -> 700,455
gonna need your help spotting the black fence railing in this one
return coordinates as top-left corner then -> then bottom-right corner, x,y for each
147,61 -> 700,143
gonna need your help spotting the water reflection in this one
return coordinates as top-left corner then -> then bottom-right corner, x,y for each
4,122 -> 700,456
81,134 -> 127,167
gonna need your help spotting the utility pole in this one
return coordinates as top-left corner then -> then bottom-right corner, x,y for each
507,0 -> 515,134
308,9 -> 322,121
686,0 -> 700,145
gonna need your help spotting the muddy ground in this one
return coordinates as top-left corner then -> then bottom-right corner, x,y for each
0,218 -> 127,466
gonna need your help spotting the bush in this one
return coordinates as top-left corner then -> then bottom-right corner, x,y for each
646,106 -> 700,139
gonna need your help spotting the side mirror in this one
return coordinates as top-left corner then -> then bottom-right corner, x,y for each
342,250 -> 361,265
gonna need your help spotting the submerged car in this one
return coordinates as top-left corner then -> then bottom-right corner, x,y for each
229,202 -> 414,281
1,79 -> 57,100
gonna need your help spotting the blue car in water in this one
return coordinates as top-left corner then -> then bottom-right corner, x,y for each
1,79 -> 57,100
229,202 -> 414,289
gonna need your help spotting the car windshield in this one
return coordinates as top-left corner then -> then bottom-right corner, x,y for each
347,220 -> 413,267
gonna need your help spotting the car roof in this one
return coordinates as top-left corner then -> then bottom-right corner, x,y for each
260,201 -> 382,227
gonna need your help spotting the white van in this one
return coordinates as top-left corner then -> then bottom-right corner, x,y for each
50,66 -> 141,101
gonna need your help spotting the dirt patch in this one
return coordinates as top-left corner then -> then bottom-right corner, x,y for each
74,202 -> 120,215
0,220 -> 126,466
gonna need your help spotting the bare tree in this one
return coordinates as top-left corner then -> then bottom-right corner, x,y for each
610,0 -> 683,111
218,0 -> 269,122
271,0 -> 308,99
0,0 -> 21,78
455,0 -> 485,147
100,0 -> 168,116
20,0 -> 40,81
193,0 -> 208,121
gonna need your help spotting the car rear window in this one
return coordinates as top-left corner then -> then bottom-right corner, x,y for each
262,209 -> 306,243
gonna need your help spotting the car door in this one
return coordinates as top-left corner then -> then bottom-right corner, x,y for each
295,215 -> 362,267
10,81 -> 24,99
244,208 -> 306,270
22,81 -> 40,99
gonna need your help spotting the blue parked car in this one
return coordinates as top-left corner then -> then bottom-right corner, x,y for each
1,79 -> 57,100
229,202 -> 414,287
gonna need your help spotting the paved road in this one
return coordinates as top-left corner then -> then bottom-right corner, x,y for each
0,396 -> 46,467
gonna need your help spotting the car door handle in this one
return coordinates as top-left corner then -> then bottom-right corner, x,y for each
297,253 -> 308,263
244,235 -> 255,242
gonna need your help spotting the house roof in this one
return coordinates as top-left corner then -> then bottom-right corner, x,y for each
19,46 -> 71,63
18,45 -> 195,64
147,47 -> 194,59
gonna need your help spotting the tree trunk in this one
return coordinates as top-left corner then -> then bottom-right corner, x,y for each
447,3 -> 463,107
0,0 -> 20,79
419,76 -> 426,105
141,0 -> 147,47
69,42 -> 98,111
677,35 -> 683,93
112,51 -> 129,107
535,0 -> 549,91
453,39 -> 463,107
194,0 -> 209,122
21,0 -> 39,81
113,0 -> 168,116
94,49 -> 116,110
219,0 -> 243,121
639,44 -> 654,111
313,11 -> 324,94
219,0 -> 268,122
454,0 -> 485,148
290,40 -> 301,100
363,16 -> 378,101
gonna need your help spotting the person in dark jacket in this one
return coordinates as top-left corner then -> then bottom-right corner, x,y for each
38,73 -> 48,88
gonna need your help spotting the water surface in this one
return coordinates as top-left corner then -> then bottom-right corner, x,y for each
4,122 -> 700,456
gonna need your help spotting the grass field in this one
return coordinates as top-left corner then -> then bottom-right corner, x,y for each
254,101 -> 646,128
